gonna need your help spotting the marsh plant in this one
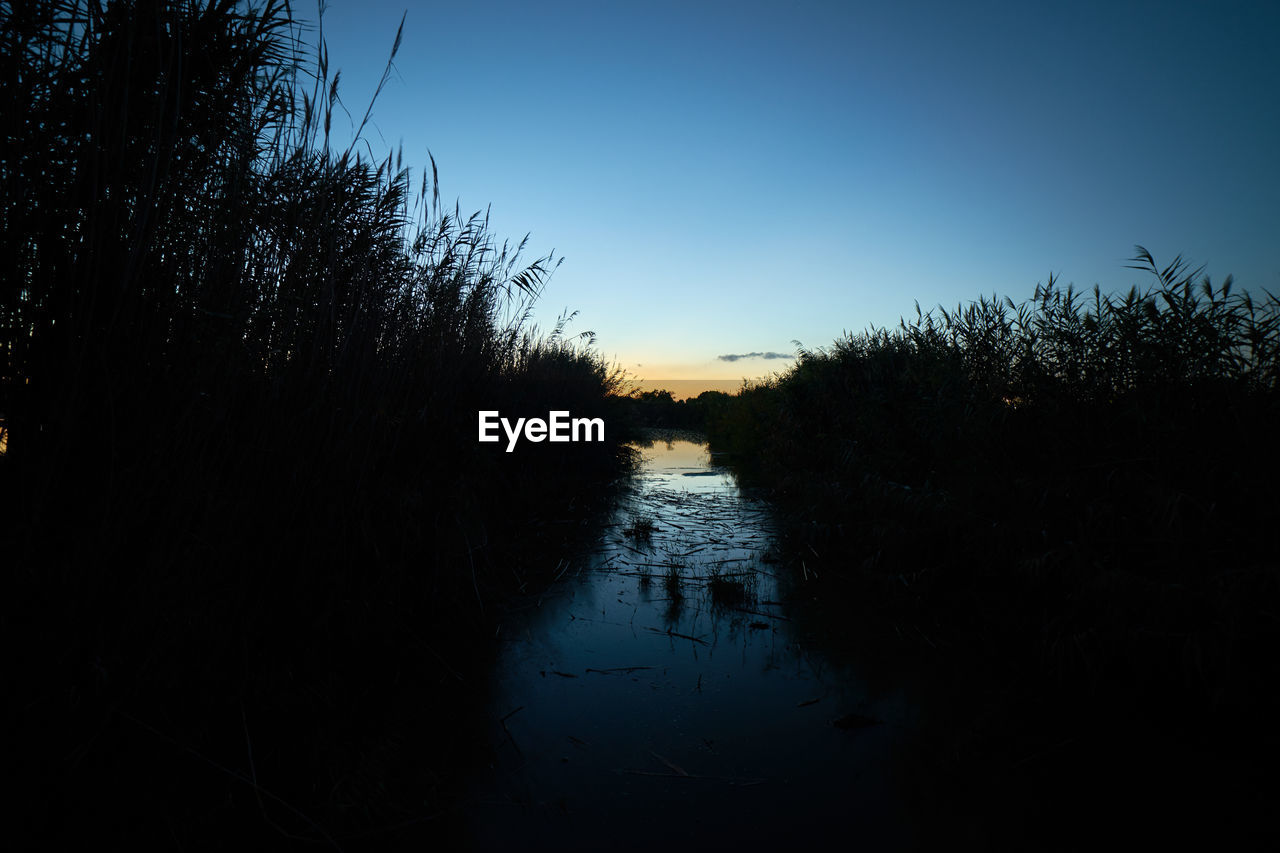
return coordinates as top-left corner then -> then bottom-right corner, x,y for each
707,567 -> 758,608
3,1 -> 630,845
663,564 -> 685,601
622,513 -> 658,543
710,248 -> 1280,727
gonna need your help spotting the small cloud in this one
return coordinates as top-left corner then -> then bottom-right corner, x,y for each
717,351 -> 792,363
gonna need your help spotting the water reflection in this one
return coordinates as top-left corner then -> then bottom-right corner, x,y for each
463,436 -> 918,849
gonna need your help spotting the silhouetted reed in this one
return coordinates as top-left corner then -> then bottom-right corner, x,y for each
711,248 -> 1279,725
3,1 -> 629,846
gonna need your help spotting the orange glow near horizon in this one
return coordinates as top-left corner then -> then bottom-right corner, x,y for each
616,357 -> 793,400
624,378 -> 759,401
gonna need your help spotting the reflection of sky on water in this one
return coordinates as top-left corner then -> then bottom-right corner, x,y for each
463,438 -> 919,850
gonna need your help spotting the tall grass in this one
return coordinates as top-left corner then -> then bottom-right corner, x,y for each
711,249 -> 1280,724
3,1 -> 629,845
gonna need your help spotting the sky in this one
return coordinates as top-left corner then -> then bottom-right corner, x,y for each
292,0 -> 1280,388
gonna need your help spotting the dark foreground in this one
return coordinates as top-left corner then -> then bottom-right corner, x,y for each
459,435 -> 922,850
454,433 -> 1280,850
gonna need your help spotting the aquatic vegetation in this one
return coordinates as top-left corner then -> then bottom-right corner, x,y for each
710,248 -> 1280,727
663,564 -> 685,600
622,514 -> 658,542
700,252 -> 1280,846
706,567 -> 757,607
2,1 -> 630,845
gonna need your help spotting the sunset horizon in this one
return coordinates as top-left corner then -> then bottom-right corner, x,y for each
623,377 -> 762,399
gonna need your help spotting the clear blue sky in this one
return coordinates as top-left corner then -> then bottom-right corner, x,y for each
296,0 -> 1280,383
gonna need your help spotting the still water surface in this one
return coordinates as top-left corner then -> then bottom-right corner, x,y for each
463,436 -> 922,849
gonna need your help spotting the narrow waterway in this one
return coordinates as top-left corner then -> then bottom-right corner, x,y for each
462,434 -> 923,849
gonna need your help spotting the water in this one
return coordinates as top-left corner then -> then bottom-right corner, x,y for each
462,436 -> 922,849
